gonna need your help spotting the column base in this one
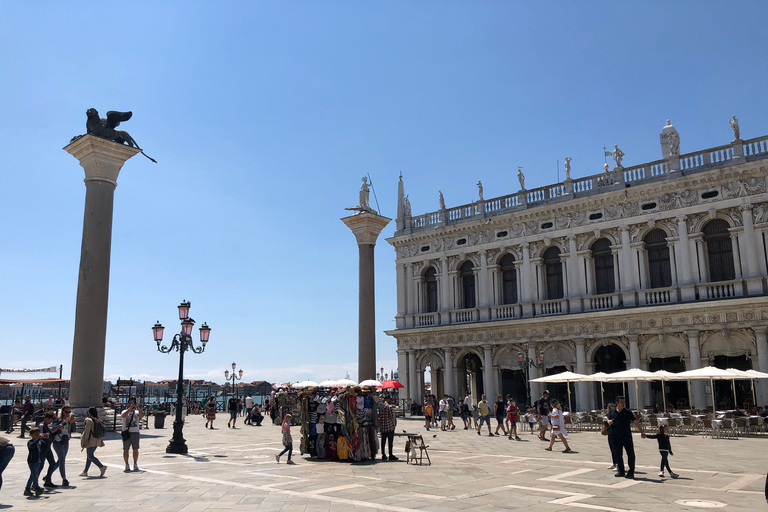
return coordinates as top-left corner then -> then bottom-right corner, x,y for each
746,277 -> 764,295
680,285 -> 696,302
621,291 -> 637,307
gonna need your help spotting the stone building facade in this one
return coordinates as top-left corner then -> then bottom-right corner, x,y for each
385,120 -> 768,412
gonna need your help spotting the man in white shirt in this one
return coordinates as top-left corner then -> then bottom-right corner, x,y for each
438,397 -> 448,431
121,400 -> 145,472
245,396 -> 255,425
463,393 -> 475,430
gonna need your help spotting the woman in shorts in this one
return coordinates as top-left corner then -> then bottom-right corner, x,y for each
204,397 -> 217,429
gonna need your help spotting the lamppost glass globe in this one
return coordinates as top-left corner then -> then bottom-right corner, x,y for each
225,370 -> 230,380
152,321 -> 165,342
231,362 -> 237,370
238,369 -> 243,378
178,300 -> 191,320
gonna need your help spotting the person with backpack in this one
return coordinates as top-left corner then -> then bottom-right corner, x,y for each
79,407 -> 107,478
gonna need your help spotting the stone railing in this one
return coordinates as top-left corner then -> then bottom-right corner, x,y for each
398,136 -> 768,235
535,298 -> 569,316
451,308 -> 478,324
643,287 -> 677,305
585,293 -> 620,311
493,304 -> 522,320
415,313 -> 438,327
697,280 -> 743,300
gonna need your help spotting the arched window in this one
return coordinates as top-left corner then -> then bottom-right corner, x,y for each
543,247 -> 564,299
592,238 -> 615,295
500,254 -> 518,304
460,261 -> 476,308
644,229 -> 672,288
703,220 -> 735,282
424,267 -> 438,313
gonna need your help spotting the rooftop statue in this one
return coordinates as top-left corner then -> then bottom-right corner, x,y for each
518,167 -> 525,190
605,144 -> 625,168
439,190 -> 446,210
668,129 -> 680,156
477,180 -> 484,201
77,108 -> 156,163
564,157 -> 572,180
730,115 -> 740,141
403,195 -> 412,218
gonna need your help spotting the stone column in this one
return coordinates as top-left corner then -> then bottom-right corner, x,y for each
396,263 -> 406,328
740,205 -> 763,294
694,236 -> 708,282
575,339 -> 588,412
405,263 -> 416,314
567,236 -> 582,313
676,216 -> 696,300
754,327 -> 768,405
397,349 -> 408,400
482,345 -> 495,399
628,335 -> 642,407
341,211 -> 391,381
521,243 -> 534,316
528,343 -> 542,400
729,232 -> 743,279
439,257 -> 451,319
64,135 -> 140,412
686,331 -> 707,409
479,251 -> 490,321
408,349 -> 419,403
620,226 -> 638,306
443,349 -> 455,398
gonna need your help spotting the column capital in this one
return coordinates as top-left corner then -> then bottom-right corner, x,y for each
676,215 -> 687,224
340,212 -> 392,246
64,134 -> 141,186
752,326 -> 768,336
626,334 -> 640,343
684,329 -> 700,341
739,204 -> 754,212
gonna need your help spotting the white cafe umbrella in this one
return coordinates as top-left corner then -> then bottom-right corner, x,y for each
589,372 -> 611,411
601,368 -> 657,411
530,371 -> 590,412
726,369 -> 754,409
335,379 -> 358,387
318,380 -> 338,387
292,380 -> 319,389
668,366 -> 739,412
358,379 -> 382,388
744,370 -> 768,407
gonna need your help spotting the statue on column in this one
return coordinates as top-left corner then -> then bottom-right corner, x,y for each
80,108 -> 157,163
564,157 -> 572,180
359,177 -> 373,212
730,115 -> 741,140
477,180 -> 484,201
668,129 -> 680,156
605,145 -> 625,168
403,195 -> 412,218
517,167 -> 526,190
438,190 -> 446,210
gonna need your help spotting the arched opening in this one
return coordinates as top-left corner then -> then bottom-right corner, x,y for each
648,357 -> 688,411
592,238 -> 615,294
424,267 -> 438,313
460,261 -> 476,308
645,229 -> 672,289
703,220 -> 735,282
500,254 -> 518,304
594,344 -> 627,407
500,369 -> 526,407
544,365 -> 570,411
712,354 -> 753,409
461,353 -> 484,405
543,247 -> 564,299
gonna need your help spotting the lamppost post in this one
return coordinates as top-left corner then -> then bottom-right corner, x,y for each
153,300 -> 211,454
517,343 -> 545,408
225,362 -> 243,404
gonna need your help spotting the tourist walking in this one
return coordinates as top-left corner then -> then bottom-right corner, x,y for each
506,398 -> 521,440
378,397 -> 398,461
445,395 -> 456,430
535,391 -> 551,441
205,397 -> 217,429
0,436 -> 15,495
605,396 -> 646,479
79,407 -> 107,478
121,400 -> 144,472
227,396 -> 240,428
275,413 -> 294,464
18,396 -> 34,439
545,400 -> 571,453
477,395 -> 493,436
423,399 -> 433,431
462,392 -> 474,430
24,427 -> 47,496
40,412 -> 61,488
645,425 -> 678,478
493,394 -> 508,436
438,396 -> 448,431
52,406 -> 74,486
603,403 -> 618,471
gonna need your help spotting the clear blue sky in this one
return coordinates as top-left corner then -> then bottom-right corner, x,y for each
2,2 -> 767,385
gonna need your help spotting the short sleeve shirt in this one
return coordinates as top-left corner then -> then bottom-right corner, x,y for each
536,397 -> 551,415
228,398 -> 239,412
121,409 -> 140,433
478,400 -> 491,416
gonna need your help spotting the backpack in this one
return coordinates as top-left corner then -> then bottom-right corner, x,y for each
91,419 -> 106,439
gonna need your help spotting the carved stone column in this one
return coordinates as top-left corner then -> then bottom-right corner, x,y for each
521,243 -> 534,317
482,345 -> 495,400
628,335 -> 643,407
693,235 -> 708,283
397,349 -> 408,400
341,211 -> 391,381
443,349 -> 455,398
408,349 -> 419,403
567,236 -> 583,313
478,251 -> 490,320
620,226 -> 638,306
740,205 -> 763,293
439,257 -> 451,315
575,339 -> 588,411
64,135 -> 140,412
405,263 -> 416,315
676,216 -> 696,300
396,263 -> 406,328
754,327 -> 768,405
686,331 -> 707,409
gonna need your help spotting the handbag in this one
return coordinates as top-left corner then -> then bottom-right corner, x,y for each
121,430 -> 132,441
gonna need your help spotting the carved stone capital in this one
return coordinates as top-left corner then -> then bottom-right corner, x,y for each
341,212 -> 391,246
64,134 -> 141,186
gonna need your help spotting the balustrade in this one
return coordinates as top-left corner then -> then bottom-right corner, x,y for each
416,313 -> 438,327
535,298 -> 568,316
586,293 -> 618,311
493,304 -> 521,320
643,287 -> 676,305
697,280 -> 742,300
744,135 -> 768,157
452,308 -> 476,323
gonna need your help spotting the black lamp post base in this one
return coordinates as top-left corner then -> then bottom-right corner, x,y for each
166,440 -> 188,454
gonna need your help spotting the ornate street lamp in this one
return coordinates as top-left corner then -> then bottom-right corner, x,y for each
225,362 -> 243,402
153,300 -> 211,454
517,342 -> 546,408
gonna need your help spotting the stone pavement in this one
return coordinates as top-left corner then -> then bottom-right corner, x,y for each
1,415 -> 765,511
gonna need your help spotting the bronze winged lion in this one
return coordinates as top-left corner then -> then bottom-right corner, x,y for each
84,108 -> 157,163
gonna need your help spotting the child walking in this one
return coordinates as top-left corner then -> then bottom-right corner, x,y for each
545,400 -> 572,453
646,425 -> 679,478
25,428 -> 48,496
275,413 -> 294,464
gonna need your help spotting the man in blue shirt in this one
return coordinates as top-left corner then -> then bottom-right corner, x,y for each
606,396 -> 646,479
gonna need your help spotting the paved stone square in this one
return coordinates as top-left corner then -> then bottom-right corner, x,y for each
1,416 -> 765,511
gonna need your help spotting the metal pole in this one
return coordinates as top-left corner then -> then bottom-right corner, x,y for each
58,365 -> 63,399
166,340 -> 188,454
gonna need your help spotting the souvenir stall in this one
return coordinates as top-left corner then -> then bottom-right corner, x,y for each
273,390 -> 301,425
297,386 -> 380,462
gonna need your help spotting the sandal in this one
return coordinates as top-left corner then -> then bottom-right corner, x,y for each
544,447 -> 552,451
